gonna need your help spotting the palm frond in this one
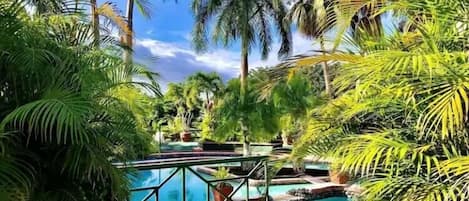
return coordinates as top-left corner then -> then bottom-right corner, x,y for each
98,2 -> 131,35
1,90 -> 91,144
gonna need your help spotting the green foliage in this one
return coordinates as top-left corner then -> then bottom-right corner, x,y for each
261,68 -> 324,139
158,72 -> 224,135
167,115 -> 186,133
187,72 -> 224,110
284,0 -> 469,200
0,1 -> 160,200
163,81 -> 201,132
199,111 -> 214,139
191,0 -> 293,156
208,77 -> 279,142
214,166 -> 230,180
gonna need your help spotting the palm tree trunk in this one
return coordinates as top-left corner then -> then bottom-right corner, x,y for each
240,47 -> 249,96
90,0 -> 99,47
123,0 -> 134,64
320,37 -> 332,97
205,91 -> 210,110
281,130 -> 289,147
240,43 -> 250,157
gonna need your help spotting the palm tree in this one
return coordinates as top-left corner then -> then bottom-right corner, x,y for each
208,77 -> 279,156
191,0 -> 292,156
286,0 -> 336,97
0,2 -> 160,200
286,0 -> 383,97
91,0 -> 99,47
268,71 -> 322,146
122,0 -> 169,64
187,72 -> 224,111
122,0 -> 136,64
286,0 -> 469,200
164,83 -> 201,134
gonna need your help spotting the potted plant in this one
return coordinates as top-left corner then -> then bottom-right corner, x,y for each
213,167 -> 233,201
168,115 -> 192,142
329,163 -> 349,184
180,130 -> 192,142
179,112 -> 193,142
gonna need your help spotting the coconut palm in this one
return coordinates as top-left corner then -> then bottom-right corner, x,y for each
0,2 -> 160,200
191,0 -> 292,156
286,0 -> 469,200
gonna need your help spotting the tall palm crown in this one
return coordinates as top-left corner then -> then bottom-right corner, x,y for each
286,0 -> 336,38
191,0 -> 292,57
286,0 -> 336,97
285,0 -> 383,97
191,0 -> 292,88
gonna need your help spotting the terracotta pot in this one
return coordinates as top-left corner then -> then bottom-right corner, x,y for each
213,182 -> 233,201
329,170 -> 349,184
287,136 -> 293,144
180,131 -> 191,142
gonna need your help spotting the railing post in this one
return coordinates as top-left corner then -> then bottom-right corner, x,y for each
206,183 -> 210,201
155,188 -> 158,201
246,177 -> 249,201
264,160 -> 269,201
182,168 -> 186,201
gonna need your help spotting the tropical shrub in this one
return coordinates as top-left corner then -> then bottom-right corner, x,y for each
0,2 -> 159,200
284,0 -> 469,200
205,77 -> 279,155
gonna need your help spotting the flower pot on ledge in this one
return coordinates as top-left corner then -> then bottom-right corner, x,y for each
213,182 -> 233,201
180,131 -> 191,142
329,170 -> 349,184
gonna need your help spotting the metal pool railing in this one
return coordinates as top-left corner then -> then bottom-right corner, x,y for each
115,156 -> 270,201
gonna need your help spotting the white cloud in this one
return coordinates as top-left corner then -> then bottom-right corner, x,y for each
168,30 -> 193,41
146,29 -> 154,35
250,32 -> 322,68
136,39 -> 191,57
191,49 -> 239,71
135,38 -> 238,74
134,31 -> 333,86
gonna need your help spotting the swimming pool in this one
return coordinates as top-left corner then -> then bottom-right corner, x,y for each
130,168 -> 348,201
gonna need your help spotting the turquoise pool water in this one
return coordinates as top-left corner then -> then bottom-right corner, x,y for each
130,168 -> 347,201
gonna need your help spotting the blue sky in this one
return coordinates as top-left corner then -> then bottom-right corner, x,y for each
108,1 -> 324,87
